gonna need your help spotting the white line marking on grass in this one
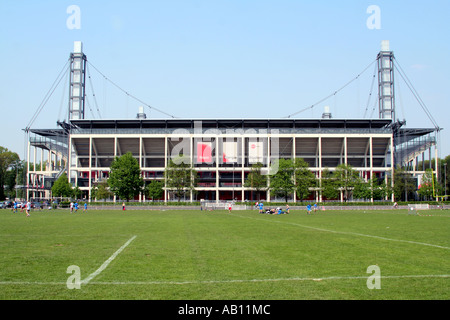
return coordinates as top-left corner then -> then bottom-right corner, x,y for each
226,213 -> 450,250
81,235 -> 137,285
71,274 -> 450,285
1,274 -> 449,286
0,281 -> 67,285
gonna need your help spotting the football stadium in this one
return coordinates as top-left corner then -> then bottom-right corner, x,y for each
2,40 -> 447,305
26,41 -> 439,203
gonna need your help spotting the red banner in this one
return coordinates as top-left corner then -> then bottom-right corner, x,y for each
197,142 -> 212,163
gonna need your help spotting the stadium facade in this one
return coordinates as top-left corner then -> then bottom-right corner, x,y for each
26,41 -> 439,202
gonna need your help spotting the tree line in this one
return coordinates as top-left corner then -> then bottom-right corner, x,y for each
245,159 -> 392,202
52,152 -> 450,203
2,146 -> 449,202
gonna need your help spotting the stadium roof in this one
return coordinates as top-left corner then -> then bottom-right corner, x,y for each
69,118 -> 394,130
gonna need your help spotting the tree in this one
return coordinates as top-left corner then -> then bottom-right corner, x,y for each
444,155 -> 450,197
51,173 -> 73,198
369,177 -> 390,200
383,176 -> 394,201
244,162 -> 267,201
333,163 -> 359,201
418,168 -> 435,200
164,155 -> 197,201
393,166 -> 416,201
145,180 -> 164,201
3,159 -> 25,199
269,158 -> 295,202
72,186 -> 82,200
108,152 -> 144,201
321,168 -> 339,200
9,160 -> 27,200
0,147 -> 20,200
294,158 -> 316,201
352,177 -> 371,201
352,176 -> 390,201
91,180 -> 113,201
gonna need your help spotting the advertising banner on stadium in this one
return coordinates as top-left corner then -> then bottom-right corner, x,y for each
197,141 -> 212,163
249,140 -> 264,163
222,141 -> 238,163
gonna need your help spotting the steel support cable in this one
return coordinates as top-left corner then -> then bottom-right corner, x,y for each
395,76 -> 405,121
85,96 -> 96,119
394,62 -> 437,127
285,59 -> 377,118
369,93 -> 379,118
363,62 -> 378,119
86,63 -> 102,119
57,65 -> 70,122
87,61 -> 177,119
393,57 -> 440,131
25,59 -> 70,132
394,57 -> 442,165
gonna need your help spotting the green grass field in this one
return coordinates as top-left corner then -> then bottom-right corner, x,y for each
0,207 -> 448,300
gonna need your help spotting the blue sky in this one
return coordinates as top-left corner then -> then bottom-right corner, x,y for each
1,0 -> 449,159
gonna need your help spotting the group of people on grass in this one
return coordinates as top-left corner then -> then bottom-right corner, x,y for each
69,201 -> 88,213
257,202 -> 321,215
306,203 -> 319,214
11,200 -> 32,217
257,202 -> 290,215
10,200 -> 89,216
